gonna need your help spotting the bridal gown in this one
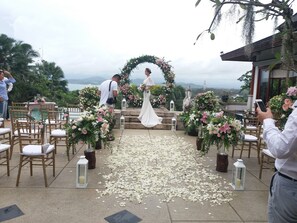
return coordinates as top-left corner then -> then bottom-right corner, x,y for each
138,77 -> 163,127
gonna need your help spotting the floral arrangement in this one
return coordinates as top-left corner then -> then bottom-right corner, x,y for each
179,91 -> 220,136
119,83 -> 168,108
202,111 -> 243,154
138,84 -> 146,92
151,94 -> 167,108
119,55 -> 175,108
287,86 -> 297,98
194,91 -> 220,112
179,110 -> 210,133
65,105 -> 113,148
34,94 -> 46,103
269,86 -> 296,129
79,85 -> 100,111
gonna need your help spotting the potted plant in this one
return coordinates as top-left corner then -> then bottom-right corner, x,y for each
65,105 -> 110,169
201,111 -> 244,172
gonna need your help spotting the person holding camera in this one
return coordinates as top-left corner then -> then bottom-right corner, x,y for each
257,101 -> 297,222
98,74 -> 121,107
0,69 -> 16,119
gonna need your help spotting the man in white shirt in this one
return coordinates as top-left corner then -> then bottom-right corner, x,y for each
257,103 -> 297,222
98,74 -> 121,107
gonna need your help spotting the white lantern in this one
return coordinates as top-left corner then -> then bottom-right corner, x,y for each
121,98 -> 127,111
170,100 -> 175,112
76,156 -> 88,188
171,117 -> 177,131
231,159 -> 246,190
120,115 -> 125,130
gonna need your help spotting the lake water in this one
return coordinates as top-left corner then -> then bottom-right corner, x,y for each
68,83 -> 99,91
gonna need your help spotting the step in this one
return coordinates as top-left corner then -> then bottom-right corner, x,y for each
113,108 -> 184,130
118,109 -> 177,117
124,122 -> 174,130
123,116 -> 174,124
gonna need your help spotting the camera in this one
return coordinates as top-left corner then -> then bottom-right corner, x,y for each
255,99 -> 267,112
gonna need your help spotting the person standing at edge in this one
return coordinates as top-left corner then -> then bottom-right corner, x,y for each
257,102 -> 297,223
98,74 -> 121,107
0,69 -> 16,119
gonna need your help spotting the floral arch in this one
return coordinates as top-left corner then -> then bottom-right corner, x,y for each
119,55 -> 175,108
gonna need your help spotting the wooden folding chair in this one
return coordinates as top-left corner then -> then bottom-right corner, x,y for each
47,110 -> 74,160
16,119 -> 55,187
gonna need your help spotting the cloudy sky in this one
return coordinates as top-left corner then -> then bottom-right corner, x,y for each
0,0 -> 296,88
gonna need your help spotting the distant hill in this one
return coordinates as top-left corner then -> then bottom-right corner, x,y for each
67,76 -> 105,85
67,76 -> 203,89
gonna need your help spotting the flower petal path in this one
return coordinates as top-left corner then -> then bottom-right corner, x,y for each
96,133 -> 233,207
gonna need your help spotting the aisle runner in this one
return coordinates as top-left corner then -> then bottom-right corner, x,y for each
96,135 -> 233,206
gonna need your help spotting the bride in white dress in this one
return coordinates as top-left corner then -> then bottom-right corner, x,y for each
138,68 -> 163,127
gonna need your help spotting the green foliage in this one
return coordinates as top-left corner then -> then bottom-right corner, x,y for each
0,34 -> 79,106
79,85 -> 100,110
237,70 -> 252,93
194,91 -> 220,112
150,85 -> 163,96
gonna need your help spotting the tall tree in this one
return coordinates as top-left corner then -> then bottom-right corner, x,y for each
195,0 -> 296,80
36,60 -> 69,104
238,70 -> 252,92
0,34 -> 15,69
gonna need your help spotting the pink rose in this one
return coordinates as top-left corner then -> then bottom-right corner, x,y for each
282,104 -> 289,111
284,98 -> 293,109
82,129 -> 88,134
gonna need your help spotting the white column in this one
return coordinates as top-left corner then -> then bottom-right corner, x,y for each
252,66 -> 259,109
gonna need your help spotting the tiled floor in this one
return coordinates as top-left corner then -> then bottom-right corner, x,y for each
0,129 -> 273,223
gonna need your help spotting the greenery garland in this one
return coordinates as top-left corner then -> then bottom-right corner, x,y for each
119,55 -> 175,107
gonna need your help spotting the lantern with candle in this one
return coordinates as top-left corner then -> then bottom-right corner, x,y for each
170,100 -> 175,112
120,115 -> 125,130
231,159 -> 246,190
121,98 -> 127,111
76,156 -> 88,188
171,117 -> 177,131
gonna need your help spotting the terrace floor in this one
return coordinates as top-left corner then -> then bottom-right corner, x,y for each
0,128 -> 273,223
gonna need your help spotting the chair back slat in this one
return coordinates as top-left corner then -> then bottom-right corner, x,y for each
16,119 -> 44,150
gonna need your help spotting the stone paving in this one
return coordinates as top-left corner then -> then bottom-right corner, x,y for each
0,129 -> 273,223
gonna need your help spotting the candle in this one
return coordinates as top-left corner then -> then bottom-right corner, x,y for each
236,178 -> 241,187
79,176 -> 85,184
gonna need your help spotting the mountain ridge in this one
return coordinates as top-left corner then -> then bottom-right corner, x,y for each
67,76 -> 203,89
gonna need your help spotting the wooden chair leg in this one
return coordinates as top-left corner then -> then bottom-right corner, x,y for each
248,143 -> 251,158
30,158 -> 33,176
16,156 -> 23,187
53,152 -> 55,177
42,156 -> 48,187
54,139 -> 57,154
259,152 -> 264,179
6,149 -> 10,176
10,135 -> 15,160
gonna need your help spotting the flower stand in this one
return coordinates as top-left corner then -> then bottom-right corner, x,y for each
84,148 -> 96,169
95,140 -> 102,150
196,137 -> 204,151
216,151 -> 228,172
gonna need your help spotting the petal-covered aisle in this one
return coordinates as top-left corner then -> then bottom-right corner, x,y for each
96,132 -> 233,207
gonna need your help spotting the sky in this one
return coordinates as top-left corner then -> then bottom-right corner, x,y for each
0,0 -> 296,88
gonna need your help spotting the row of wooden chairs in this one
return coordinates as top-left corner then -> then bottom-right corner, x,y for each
231,115 -> 275,179
0,103 -> 83,187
